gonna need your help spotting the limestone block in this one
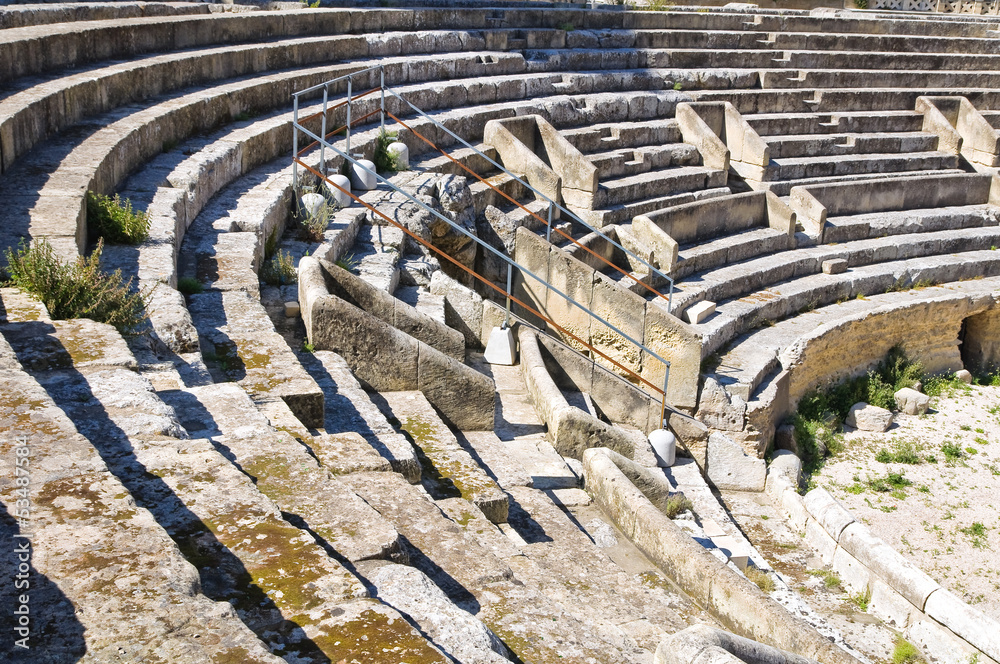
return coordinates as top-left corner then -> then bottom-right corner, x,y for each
706,432 -> 765,492
324,174 -> 352,208
822,258 -> 848,275
803,488 -> 855,541
894,387 -> 930,416
908,616 -> 987,664
368,564 -> 510,664
845,402 -> 893,432
804,518 -> 838,565
839,523 -> 939,611
685,300 -> 716,325
350,159 -> 377,191
831,546 -> 871,596
484,326 -> 516,366
387,141 -> 409,171
924,588 -> 1000,661
869,578 -> 916,629
764,473 -> 793,502
284,301 -> 300,318
697,376 -> 747,432
781,488 -> 810,533
768,450 -> 802,489
773,422 -> 797,455
956,369 -> 973,384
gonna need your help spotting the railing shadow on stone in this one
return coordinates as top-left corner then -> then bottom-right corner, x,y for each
3,321 -> 330,663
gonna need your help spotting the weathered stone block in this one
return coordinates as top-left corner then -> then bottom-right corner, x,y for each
803,488 -> 855,541
685,299 -> 716,325
706,432 -> 765,492
822,258 -> 848,275
894,387 -> 930,415
845,402 -> 893,432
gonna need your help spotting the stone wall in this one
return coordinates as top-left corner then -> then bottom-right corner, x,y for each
299,256 -> 495,430
513,226 -> 702,410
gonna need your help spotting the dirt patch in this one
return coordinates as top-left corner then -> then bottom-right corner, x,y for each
812,383 -> 1000,623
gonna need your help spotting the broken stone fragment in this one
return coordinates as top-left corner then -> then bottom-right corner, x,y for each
894,387 -> 930,416
845,402 -> 893,432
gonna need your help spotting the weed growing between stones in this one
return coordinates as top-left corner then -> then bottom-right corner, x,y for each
261,250 -> 297,286
86,191 -> 150,245
297,201 -> 330,243
744,565 -> 775,593
875,440 -> 922,464
806,569 -> 842,590
849,587 -> 871,612
177,277 -> 204,295
663,492 -> 693,518
334,253 -> 360,274
892,636 -> 922,664
3,239 -> 149,335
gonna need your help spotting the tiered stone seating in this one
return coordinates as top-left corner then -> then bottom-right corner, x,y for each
6,3 -> 1000,661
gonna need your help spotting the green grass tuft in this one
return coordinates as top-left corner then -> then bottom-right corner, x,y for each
86,192 -> 150,245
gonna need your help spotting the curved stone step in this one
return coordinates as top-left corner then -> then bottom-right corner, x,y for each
377,390 -> 509,524
0,312 -> 451,662
159,382 -> 405,564
0,314 -> 283,663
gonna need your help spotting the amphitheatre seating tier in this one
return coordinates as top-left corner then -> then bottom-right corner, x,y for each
5,2 -> 1000,661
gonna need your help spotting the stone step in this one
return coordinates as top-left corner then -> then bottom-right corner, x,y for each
581,186 -> 730,229
560,118 -> 683,153
775,49 -> 1000,72
693,87 -> 1000,116
410,142 -> 500,177
351,221 -> 407,294
377,390 -> 510,523
674,226 -> 792,281
187,290 -> 324,428
761,68 -> 1000,91
300,350 -> 422,482
764,167 -> 970,198
763,131 -> 938,160
595,165 -> 726,209
0,1 -> 209,30
586,143 -> 701,180
395,284 -> 448,325
700,248 -> 1000,363
718,277 -> 1000,405
342,470 -> 662,663
0,317 -> 283,662
745,110 -> 925,136
765,150 -> 959,183
674,223 -> 1000,321
158,382 -> 405,564
766,30 -> 1000,56
0,314 -> 447,663
824,203 -> 1000,244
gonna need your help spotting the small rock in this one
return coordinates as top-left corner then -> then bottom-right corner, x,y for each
284,301 -> 300,318
685,300 -> 716,325
894,387 -> 930,416
768,450 -> 802,488
845,402 -> 893,432
773,423 -> 797,455
822,258 -> 848,275
956,369 -> 973,384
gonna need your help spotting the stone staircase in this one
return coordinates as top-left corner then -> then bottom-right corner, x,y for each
5,2 -> 1000,661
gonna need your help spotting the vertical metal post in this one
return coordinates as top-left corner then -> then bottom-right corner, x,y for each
546,201 -> 553,242
380,67 -> 386,135
661,364 -> 670,429
320,86 -> 328,176
667,281 -> 674,314
346,77 -> 353,158
504,263 -> 513,328
292,94 -> 299,190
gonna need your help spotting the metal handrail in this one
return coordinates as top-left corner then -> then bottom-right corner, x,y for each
290,63 -> 676,310
290,65 -> 686,425
382,84 -> 677,308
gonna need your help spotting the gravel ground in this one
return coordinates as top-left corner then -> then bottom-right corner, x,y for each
811,382 -> 1000,624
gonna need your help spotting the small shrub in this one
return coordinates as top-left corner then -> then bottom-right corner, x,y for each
177,277 -> 204,295
673,81 -> 683,91
745,566 -> 775,593
334,253 -> 360,273
302,341 -> 315,353
298,201 -> 331,242
960,521 -> 987,548
807,569 -> 842,590
3,239 -> 149,335
86,192 -> 150,245
850,587 -> 871,612
260,250 -> 297,286
925,373 -> 970,397
941,441 -> 964,462
876,441 -> 922,465
664,492 -> 693,518
892,636 -> 921,664
558,22 -> 574,31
